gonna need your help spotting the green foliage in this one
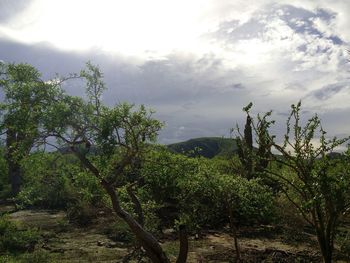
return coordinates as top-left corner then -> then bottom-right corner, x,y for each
66,199 -> 97,226
219,175 -> 276,225
16,250 -> 53,263
0,250 -> 53,263
167,137 -> 238,158
80,62 -> 106,114
0,62 -> 65,195
0,62 -> 63,157
16,151 -> 106,227
43,63 -> 171,262
16,152 -> 74,209
338,229 -> 350,259
104,220 -> 135,244
271,103 -> 350,230
175,160 -> 227,229
0,216 -> 40,253
244,101 -> 350,262
141,148 -> 223,229
142,148 -> 275,231
233,104 -> 274,180
16,151 -> 106,210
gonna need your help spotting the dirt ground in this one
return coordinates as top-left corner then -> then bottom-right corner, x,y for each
1,205 -> 349,262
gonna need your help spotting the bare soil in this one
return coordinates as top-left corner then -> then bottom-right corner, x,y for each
1,207 -> 349,262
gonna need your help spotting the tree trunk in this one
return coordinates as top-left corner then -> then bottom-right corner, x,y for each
316,228 -> 333,263
127,183 -> 145,227
71,149 -> 188,263
102,180 -> 170,263
176,224 -> 188,263
6,129 -> 22,196
8,160 -> 21,196
228,202 -> 241,262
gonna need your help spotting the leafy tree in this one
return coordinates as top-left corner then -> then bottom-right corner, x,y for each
0,62 -> 63,195
242,102 -> 350,263
46,63 -> 188,263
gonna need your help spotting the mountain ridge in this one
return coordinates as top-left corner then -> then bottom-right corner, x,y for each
167,137 -> 238,158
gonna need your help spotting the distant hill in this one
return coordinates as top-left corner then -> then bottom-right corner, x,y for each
167,137 -> 238,158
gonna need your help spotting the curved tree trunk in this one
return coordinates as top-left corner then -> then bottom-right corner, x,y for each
127,183 -> 145,227
72,149 -> 188,263
102,180 -> 170,263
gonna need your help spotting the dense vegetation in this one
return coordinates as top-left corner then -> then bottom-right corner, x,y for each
0,62 -> 349,262
167,137 -> 239,158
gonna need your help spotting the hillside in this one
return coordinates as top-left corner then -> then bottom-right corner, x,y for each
167,137 -> 238,158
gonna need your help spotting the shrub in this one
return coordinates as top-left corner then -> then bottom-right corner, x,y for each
338,229 -> 350,259
66,200 -> 97,226
17,152 -> 106,210
17,153 -> 76,209
142,149 -> 226,230
0,250 -> 54,263
19,249 -> 54,263
0,216 -> 40,253
142,149 -> 276,232
103,220 -> 135,244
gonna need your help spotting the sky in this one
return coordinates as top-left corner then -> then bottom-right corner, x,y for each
0,0 -> 349,145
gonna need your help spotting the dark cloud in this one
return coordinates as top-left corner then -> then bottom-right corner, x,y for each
309,83 -> 347,101
0,38 -> 252,143
232,83 -> 245,90
0,39 -> 84,76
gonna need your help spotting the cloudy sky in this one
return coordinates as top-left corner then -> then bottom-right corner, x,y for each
0,0 -> 349,144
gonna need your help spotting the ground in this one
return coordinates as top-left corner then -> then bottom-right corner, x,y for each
0,203 -> 349,262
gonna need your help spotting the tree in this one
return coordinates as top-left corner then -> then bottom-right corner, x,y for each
0,62 -> 63,195
242,102 -> 350,263
46,63 -> 188,263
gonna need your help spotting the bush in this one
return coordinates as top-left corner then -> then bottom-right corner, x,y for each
142,149 -> 226,230
338,229 -> 350,259
142,149 -> 276,232
103,220 -> 135,244
275,195 -> 308,243
17,153 -> 76,209
229,176 -> 276,225
0,216 -> 40,253
66,200 -> 97,226
17,152 -> 106,210
0,250 -> 54,263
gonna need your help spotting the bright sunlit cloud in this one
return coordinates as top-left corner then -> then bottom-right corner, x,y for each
0,0 -> 216,58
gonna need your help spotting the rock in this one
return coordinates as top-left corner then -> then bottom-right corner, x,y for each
106,242 -> 118,248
